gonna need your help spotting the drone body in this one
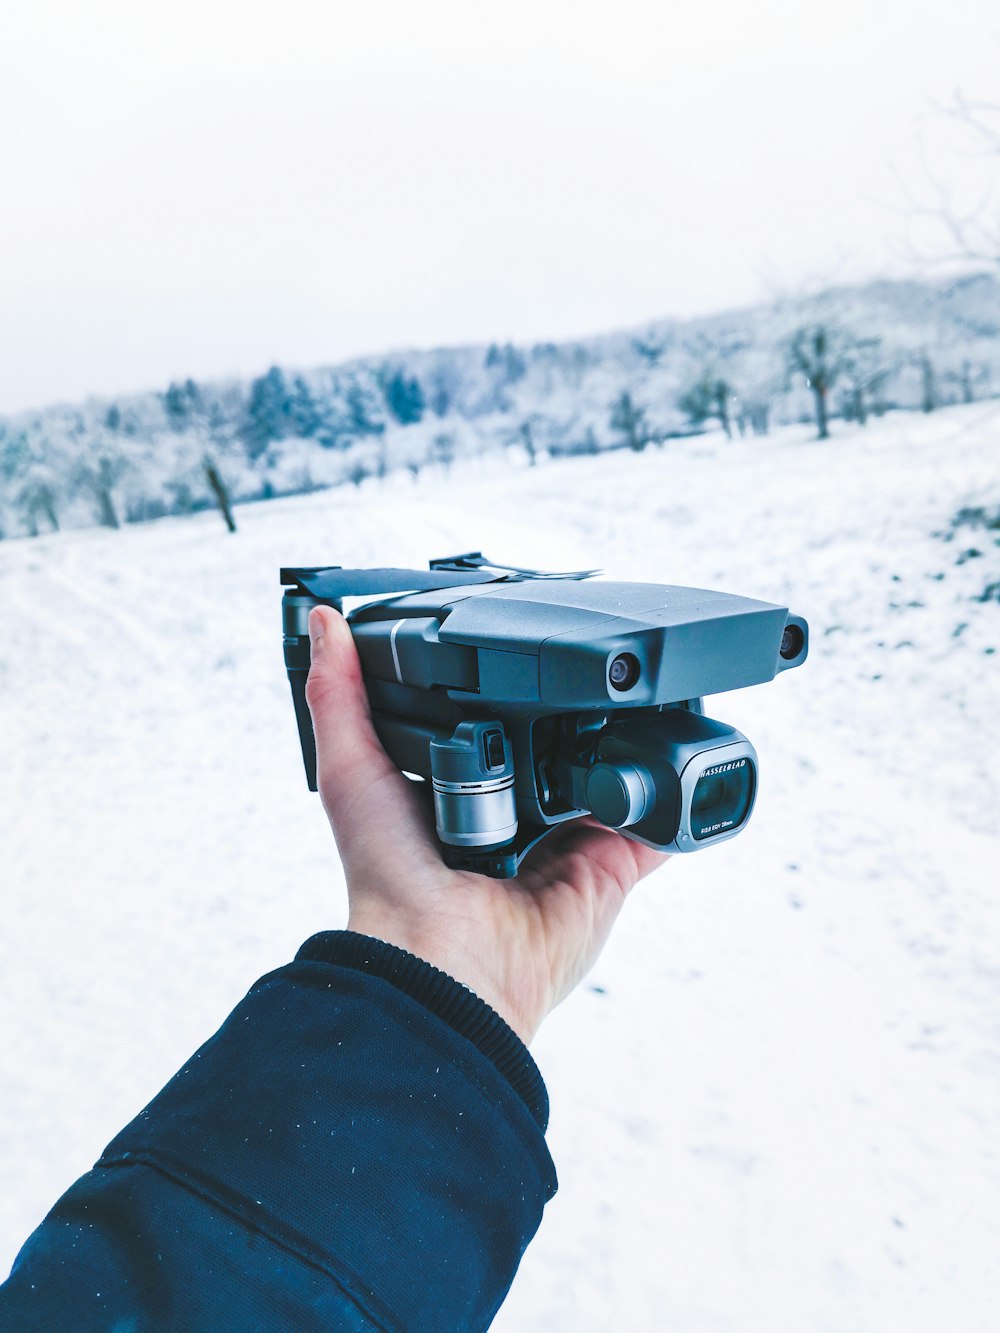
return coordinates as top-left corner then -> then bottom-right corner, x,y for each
281,555 -> 808,877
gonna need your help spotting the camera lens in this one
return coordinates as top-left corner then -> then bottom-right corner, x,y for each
691,774 -> 726,813
608,652 -> 640,691
779,624 -> 805,660
690,759 -> 755,840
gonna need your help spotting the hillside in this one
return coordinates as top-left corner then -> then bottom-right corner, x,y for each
2,401 -> 998,1330
2,270 -> 999,542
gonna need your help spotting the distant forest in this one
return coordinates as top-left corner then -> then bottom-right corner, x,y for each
2,271 -> 998,539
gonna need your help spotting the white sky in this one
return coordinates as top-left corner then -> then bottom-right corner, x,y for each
0,0 -> 997,415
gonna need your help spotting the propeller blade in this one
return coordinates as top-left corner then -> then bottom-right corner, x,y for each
429,552 -> 600,581
281,566 -> 500,601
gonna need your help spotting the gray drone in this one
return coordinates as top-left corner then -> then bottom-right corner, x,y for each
281,554 -> 808,878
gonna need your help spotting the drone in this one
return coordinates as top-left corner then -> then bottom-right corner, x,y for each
281,554 -> 808,878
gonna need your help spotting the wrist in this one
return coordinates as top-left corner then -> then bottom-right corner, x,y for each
346,909 -> 541,1044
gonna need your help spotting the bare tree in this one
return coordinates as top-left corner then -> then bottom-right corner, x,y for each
786,325 -> 854,440
946,358 -> 990,404
73,448 -> 126,529
918,351 -> 937,413
838,337 -> 891,426
165,384 -> 240,533
677,372 -> 733,438
94,457 -> 123,528
900,93 -> 1000,271
375,433 -> 390,482
730,362 -> 782,438
518,416 -> 540,466
610,391 -> 653,451
427,363 -> 462,418
16,471 -> 61,534
580,426 -> 600,456
432,432 -> 456,473
203,456 -> 237,533
735,398 -> 773,437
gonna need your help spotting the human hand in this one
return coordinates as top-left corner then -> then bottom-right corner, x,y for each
305,605 -> 668,1044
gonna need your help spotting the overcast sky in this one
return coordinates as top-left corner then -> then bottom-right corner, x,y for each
0,0 -> 996,415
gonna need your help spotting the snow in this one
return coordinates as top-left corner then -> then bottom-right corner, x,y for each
1,402 -> 998,1330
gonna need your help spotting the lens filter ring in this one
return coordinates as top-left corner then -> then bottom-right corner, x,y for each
676,741 -> 758,848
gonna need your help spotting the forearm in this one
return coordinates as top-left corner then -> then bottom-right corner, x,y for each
0,933 -> 556,1332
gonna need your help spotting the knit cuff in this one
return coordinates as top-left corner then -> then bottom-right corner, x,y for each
296,930 -> 549,1131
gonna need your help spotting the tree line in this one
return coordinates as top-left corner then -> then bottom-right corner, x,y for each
2,274 -> 997,540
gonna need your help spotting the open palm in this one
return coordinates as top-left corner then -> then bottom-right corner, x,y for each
306,605 -> 668,1043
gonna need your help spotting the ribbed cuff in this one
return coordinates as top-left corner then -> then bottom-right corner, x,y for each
296,930 -> 550,1131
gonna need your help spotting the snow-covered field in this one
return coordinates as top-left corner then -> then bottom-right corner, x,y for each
1,403 -> 998,1330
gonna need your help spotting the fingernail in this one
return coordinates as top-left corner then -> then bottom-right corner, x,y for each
308,607 -> 325,645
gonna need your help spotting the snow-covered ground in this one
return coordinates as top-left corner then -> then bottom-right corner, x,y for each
1,403 -> 998,1330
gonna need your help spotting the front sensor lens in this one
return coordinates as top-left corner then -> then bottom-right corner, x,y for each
779,624 -> 805,660
608,652 -> 641,691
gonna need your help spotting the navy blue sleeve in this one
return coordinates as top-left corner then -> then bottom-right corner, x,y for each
0,933 -> 558,1332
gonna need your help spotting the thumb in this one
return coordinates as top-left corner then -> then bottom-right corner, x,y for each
304,605 -> 435,871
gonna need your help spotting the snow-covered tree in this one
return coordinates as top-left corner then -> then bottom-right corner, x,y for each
518,416 -> 540,467
17,464 -> 61,534
244,366 -> 292,458
786,325 -> 855,440
610,391 -> 653,451
836,337 -> 891,426
289,376 -> 322,439
677,372 -> 734,438
918,351 -> 937,413
433,431 -> 456,472
76,452 -> 126,529
382,368 -> 425,425
485,342 -> 527,384
344,376 -> 386,440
